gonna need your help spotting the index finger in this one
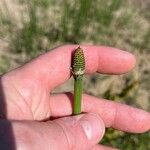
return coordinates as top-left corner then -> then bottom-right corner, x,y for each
7,45 -> 136,89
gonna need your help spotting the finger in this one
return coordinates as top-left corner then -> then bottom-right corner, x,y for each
91,144 -> 119,150
53,113 -> 105,150
50,93 -> 150,133
4,45 -> 136,89
0,114 -> 105,150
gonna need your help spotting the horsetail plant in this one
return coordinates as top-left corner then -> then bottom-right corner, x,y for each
72,46 -> 85,115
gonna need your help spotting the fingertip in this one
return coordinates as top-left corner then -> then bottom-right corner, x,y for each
54,113 -> 105,149
97,46 -> 136,74
126,52 -> 136,72
114,104 -> 150,133
78,113 -> 105,143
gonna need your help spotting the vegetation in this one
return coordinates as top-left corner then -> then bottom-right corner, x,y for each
0,0 -> 149,149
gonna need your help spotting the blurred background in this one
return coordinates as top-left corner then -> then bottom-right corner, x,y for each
0,0 -> 149,149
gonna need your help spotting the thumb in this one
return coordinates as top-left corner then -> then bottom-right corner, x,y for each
1,114 -> 105,150
50,113 -> 105,150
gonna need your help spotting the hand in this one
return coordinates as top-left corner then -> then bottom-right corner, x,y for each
0,45 -> 149,150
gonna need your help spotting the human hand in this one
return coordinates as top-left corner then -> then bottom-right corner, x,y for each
0,45 -> 149,150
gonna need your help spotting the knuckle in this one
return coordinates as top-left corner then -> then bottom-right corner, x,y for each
53,119 -> 76,149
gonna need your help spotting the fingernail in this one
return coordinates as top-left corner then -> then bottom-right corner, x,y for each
78,113 -> 105,142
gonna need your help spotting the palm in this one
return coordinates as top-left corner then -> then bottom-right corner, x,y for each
2,74 -> 51,120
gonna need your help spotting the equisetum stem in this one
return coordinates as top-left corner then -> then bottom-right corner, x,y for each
73,76 -> 83,115
72,46 -> 85,115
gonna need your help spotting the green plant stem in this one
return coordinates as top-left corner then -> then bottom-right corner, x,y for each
73,75 -> 83,115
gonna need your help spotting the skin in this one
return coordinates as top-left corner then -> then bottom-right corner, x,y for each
0,45 -> 149,150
